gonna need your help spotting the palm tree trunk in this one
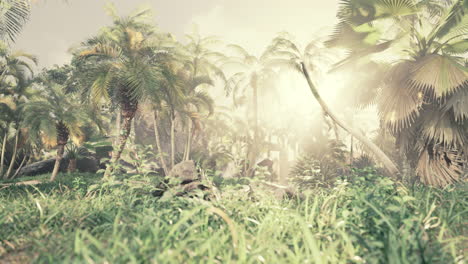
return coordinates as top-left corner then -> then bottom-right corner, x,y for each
105,113 -> 134,178
12,153 -> 29,179
248,75 -> 259,177
350,135 -> 354,166
253,77 -> 259,153
51,122 -> 70,181
50,144 -> 65,181
279,139 -> 289,184
115,111 -> 121,145
152,110 -> 169,175
170,113 -> 176,169
300,62 -> 400,177
4,126 -> 20,179
184,119 -> 192,161
0,126 -> 9,176
68,159 -> 77,173
267,133 -> 272,158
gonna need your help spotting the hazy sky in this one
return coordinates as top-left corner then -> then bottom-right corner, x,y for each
14,0 -> 340,68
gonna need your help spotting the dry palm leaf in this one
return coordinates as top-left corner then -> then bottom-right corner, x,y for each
420,106 -> 467,148
379,61 -> 423,131
416,145 -> 464,187
443,87 -> 468,122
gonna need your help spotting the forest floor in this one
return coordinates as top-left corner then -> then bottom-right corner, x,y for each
0,170 -> 466,263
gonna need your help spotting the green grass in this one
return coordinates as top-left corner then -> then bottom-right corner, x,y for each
0,170 -> 466,263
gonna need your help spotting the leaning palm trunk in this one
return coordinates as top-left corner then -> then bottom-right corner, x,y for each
12,154 -> 29,179
4,127 -> 20,179
51,122 -> 70,181
152,110 -> 169,175
0,126 -> 9,176
170,113 -> 176,169
51,144 -> 66,181
300,62 -> 400,177
104,107 -> 136,178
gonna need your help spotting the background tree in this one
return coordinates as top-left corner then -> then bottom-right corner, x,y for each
326,0 -> 468,186
264,34 -> 400,176
22,84 -> 89,181
75,6 -> 172,177
0,47 -> 36,179
178,31 -> 225,161
224,44 -> 277,176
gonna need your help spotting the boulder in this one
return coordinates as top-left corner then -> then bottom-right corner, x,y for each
257,158 -> 277,180
76,156 -> 99,173
17,154 -> 100,178
222,161 -> 239,178
17,158 -> 68,177
168,160 -> 198,182
153,160 -> 219,201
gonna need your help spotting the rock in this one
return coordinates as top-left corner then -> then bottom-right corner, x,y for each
76,156 -> 99,173
17,158 -> 68,177
168,160 -> 198,182
222,161 -> 239,178
257,158 -> 276,180
257,158 -> 274,168
17,153 -> 100,178
95,146 -> 113,160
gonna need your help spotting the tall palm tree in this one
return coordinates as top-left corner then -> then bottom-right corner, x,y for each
326,0 -> 467,186
23,84 -> 89,181
74,6 -> 172,177
0,100 -> 14,176
264,34 -> 401,177
179,32 -> 225,161
0,0 -> 30,44
224,44 -> 277,176
0,47 -> 36,179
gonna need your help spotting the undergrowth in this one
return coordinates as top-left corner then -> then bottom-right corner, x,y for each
0,169 -> 466,263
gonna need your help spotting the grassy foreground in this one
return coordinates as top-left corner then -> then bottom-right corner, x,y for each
0,170 -> 466,264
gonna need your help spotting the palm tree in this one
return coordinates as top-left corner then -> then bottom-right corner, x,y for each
74,6 -> 173,177
0,47 -> 36,179
264,34 -> 401,177
0,0 -> 30,44
22,84 -> 89,181
179,32 -> 225,161
0,100 -> 14,176
326,0 -> 467,186
224,44 -> 277,176
173,68 -> 215,161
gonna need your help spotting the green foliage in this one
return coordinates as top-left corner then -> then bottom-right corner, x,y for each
65,143 -> 88,160
0,171 -> 466,263
0,0 -> 30,44
291,136 -> 350,188
327,0 -> 468,187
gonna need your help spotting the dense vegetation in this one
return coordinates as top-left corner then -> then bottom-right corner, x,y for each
1,171 -> 466,263
0,0 -> 467,263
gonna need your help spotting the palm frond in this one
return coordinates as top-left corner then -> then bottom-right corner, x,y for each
429,0 -> 468,42
378,61 -> 423,132
409,54 -> 467,97
420,106 -> 467,148
0,0 -> 30,44
443,87 -> 468,122
416,144 -> 464,187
